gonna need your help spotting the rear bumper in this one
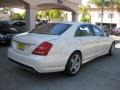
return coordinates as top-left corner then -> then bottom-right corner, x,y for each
9,58 -> 37,73
8,47 -> 65,73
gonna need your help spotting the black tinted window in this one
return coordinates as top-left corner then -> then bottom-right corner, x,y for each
30,23 -> 71,35
75,24 -> 94,37
13,21 -> 25,26
0,21 -> 10,29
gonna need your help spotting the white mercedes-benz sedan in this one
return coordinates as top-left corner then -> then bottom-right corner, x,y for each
8,22 -> 115,76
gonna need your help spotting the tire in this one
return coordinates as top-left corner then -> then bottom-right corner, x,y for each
64,52 -> 82,76
108,42 -> 115,56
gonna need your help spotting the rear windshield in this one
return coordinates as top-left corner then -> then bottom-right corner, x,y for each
30,23 -> 71,35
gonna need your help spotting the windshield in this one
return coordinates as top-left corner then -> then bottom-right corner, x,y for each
30,23 -> 71,35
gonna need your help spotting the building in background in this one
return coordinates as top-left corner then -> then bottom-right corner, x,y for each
89,7 -> 120,29
80,0 -> 120,29
0,0 -> 82,30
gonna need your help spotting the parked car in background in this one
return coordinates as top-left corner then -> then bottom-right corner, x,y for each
98,26 -> 110,36
0,20 -> 18,45
36,20 -> 49,27
12,20 -> 45,33
8,22 -> 115,76
11,20 -> 27,33
112,27 -> 120,36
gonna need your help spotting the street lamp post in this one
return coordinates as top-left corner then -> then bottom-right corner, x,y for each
110,0 -> 114,30
101,0 -> 104,26
105,0 -> 113,30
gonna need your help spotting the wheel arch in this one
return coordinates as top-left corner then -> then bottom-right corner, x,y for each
66,50 -> 83,65
110,41 -> 116,48
72,50 -> 82,59
113,41 -> 116,44
64,50 -> 83,76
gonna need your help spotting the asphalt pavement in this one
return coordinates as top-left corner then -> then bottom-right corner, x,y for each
0,41 -> 120,90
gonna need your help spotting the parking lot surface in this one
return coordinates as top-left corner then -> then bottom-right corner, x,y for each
0,42 -> 120,90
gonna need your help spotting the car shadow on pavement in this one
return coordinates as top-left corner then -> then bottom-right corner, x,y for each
0,43 -> 10,47
1,40 -> 119,90
13,65 -> 67,80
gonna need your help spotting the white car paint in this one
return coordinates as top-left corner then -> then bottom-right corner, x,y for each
8,22 -> 114,73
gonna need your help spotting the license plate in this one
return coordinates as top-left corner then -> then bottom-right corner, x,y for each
17,43 -> 25,50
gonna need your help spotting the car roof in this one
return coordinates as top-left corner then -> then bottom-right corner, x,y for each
50,21 -> 91,26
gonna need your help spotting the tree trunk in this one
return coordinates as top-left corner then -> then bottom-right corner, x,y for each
101,2 -> 104,26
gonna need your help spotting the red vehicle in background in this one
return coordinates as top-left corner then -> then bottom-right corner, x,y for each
112,27 -> 120,36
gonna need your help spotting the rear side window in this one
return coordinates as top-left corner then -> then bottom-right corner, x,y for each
30,23 -> 71,35
92,25 -> 105,36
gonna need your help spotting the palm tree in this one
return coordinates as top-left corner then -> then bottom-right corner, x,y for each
101,0 -> 114,29
37,10 -> 50,20
90,0 -> 104,7
37,9 -> 65,21
90,0 -> 106,26
114,0 -> 120,27
90,0 -> 120,30
115,0 -> 120,11
103,0 -> 120,28
0,7 -> 11,14
79,5 -> 91,22
49,9 -> 65,21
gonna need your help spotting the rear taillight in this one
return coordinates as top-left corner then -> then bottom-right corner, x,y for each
32,42 -> 53,56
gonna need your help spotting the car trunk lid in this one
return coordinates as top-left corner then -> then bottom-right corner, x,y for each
12,33 -> 59,55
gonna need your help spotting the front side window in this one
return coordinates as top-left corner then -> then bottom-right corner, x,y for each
75,24 -> 94,37
30,23 -> 71,35
92,25 -> 105,36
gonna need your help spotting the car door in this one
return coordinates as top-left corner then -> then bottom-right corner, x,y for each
75,24 -> 99,62
91,25 -> 109,54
